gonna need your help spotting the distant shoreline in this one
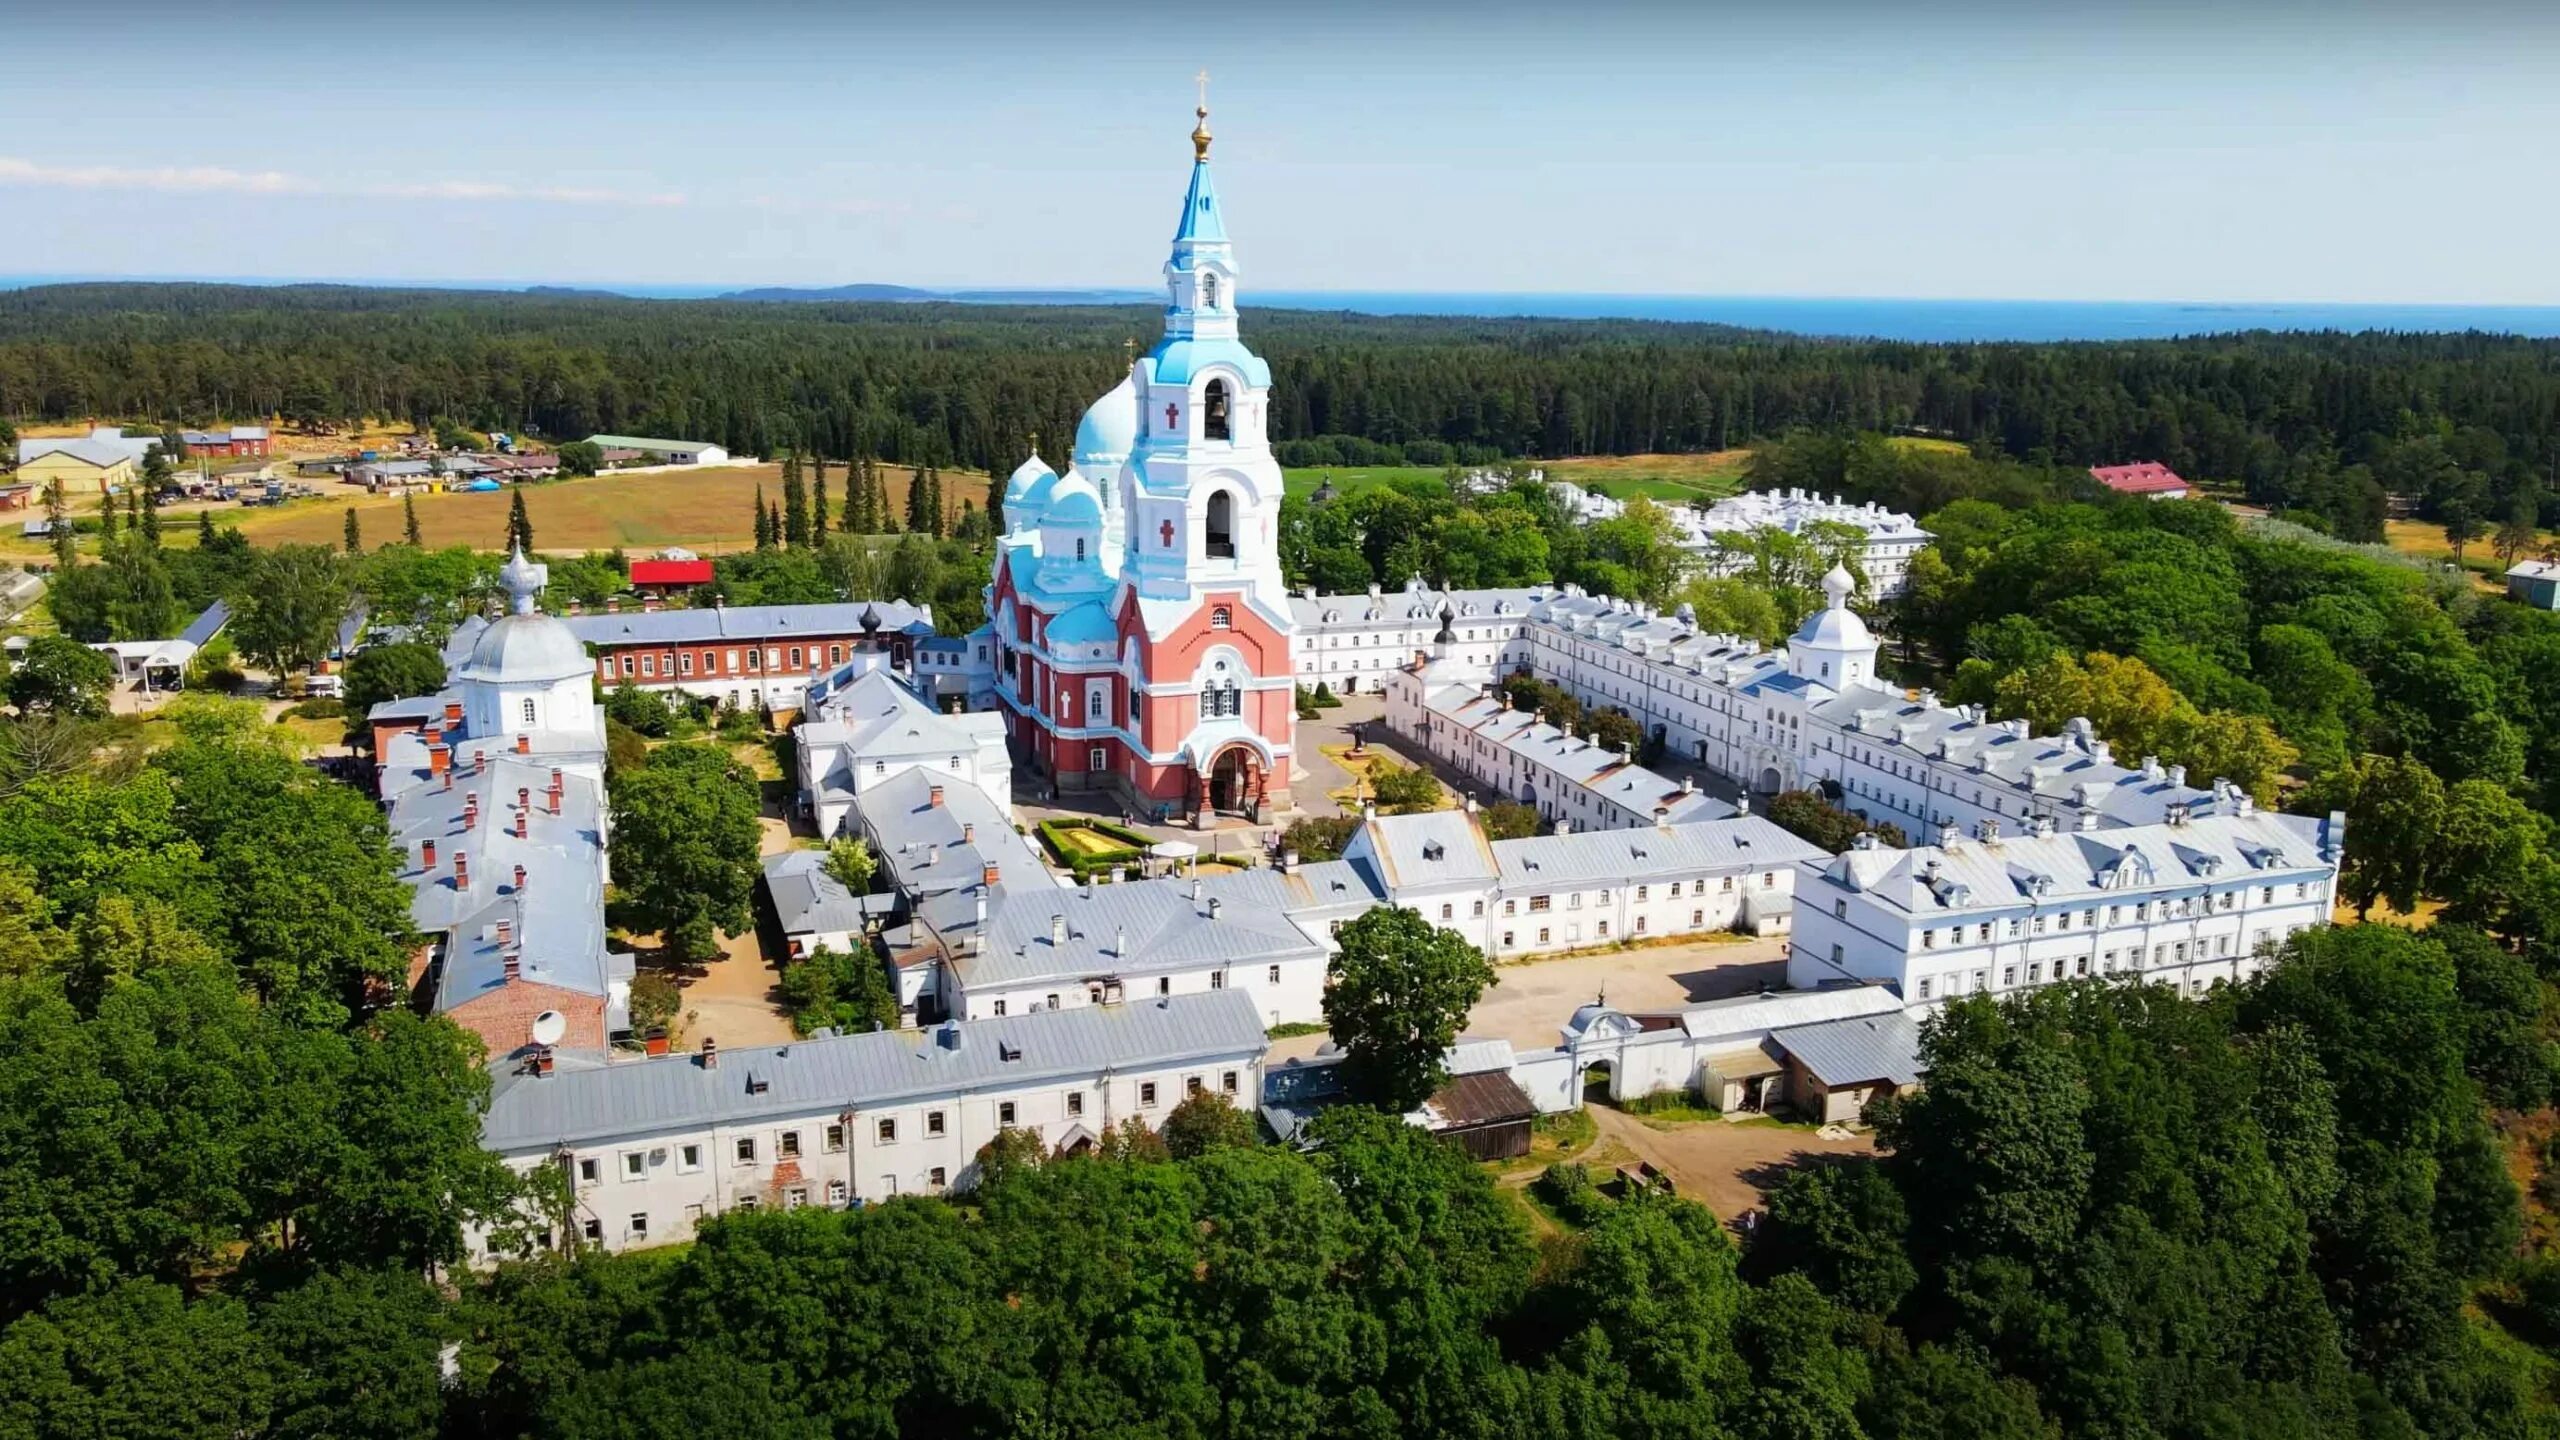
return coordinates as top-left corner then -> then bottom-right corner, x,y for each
4,274 -> 2558,343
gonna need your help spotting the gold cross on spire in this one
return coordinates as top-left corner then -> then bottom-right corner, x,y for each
1195,68 -> 1210,110
1191,70 -> 1213,159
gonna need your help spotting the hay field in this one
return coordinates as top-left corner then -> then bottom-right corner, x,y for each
211,463 -> 959,554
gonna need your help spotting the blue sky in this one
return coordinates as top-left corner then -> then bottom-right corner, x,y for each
3,0 -> 2556,303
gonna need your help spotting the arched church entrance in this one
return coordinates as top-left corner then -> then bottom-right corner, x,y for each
1205,744 -> 1265,820
1756,766 -> 1785,794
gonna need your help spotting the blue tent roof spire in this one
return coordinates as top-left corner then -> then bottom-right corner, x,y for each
1173,99 -> 1227,245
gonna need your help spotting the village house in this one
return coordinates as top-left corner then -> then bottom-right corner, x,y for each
2089,461 -> 2192,499
795,658 -> 1012,839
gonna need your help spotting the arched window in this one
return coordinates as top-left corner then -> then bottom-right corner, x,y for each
520,697 -> 536,726
1202,272 -> 1220,309
1074,537 -> 1086,562
1205,489 -> 1236,559
1203,380 -> 1231,442
1211,605 -> 1232,630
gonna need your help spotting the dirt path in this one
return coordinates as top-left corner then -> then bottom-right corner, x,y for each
657,763 -> 810,1051
1583,1105 -> 1876,1220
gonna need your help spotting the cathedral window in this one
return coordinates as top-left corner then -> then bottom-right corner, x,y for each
1206,490 -> 1236,559
1211,606 -> 1231,630
1202,272 -> 1220,309
1075,537 -> 1087,562
521,697 -> 536,726
1204,380 -> 1231,442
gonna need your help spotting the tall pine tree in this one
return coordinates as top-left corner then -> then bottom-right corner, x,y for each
781,451 -> 809,548
138,483 -> 159,547
768,498 -> 785,547
753,484 -> 774,549
195,507 -> 215,547
811,458 -> 830,544
506,487 -> 534,552
904,463 -> 930,533
403,490 -> 422,546
343,506 -> 362,554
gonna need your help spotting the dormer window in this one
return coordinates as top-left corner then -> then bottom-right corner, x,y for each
1204,380 -> 1231,442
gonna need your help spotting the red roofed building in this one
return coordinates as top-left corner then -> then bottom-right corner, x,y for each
629,558 -> 714,593
2089,462 -> 2192,500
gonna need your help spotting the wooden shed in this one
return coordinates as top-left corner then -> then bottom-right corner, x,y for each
1423,1070 -> 1538,1161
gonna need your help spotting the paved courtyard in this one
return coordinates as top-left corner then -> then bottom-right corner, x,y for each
1269,932 -> 1789,1064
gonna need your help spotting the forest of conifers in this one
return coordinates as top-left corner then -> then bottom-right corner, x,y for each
2,283 -> 2556,538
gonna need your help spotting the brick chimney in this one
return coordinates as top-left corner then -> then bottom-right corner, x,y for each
428,742 -> 449,776
513,863 -> 526,892
517,786 -> 530,811
605,596 -> 620,614
515,733 -> 530,755
928,784 -> 945,808
700,1035 -> 718,1069
496,917 -> 513,945
515,810 -> 528,839
501,947 -> 520,981
533,1047 -> 555,1076
444,700 -> 463,727
420,839 -> 438,870
962,822 -> 974,843
453,850 -> 470,888
463,792 -> 479,826
982,863 -> 1000,887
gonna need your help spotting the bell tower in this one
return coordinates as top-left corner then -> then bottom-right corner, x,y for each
1122,89 -> 1287,612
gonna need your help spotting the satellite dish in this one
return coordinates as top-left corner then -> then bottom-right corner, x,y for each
529,1010 -> 567,1047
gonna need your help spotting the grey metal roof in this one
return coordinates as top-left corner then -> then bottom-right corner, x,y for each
1288,578 -> 1546,631
482,989 -> 1269,1153
763,849 -> 882,936
1196,858 -> 1383,916
1346,810 -> 1500,891
958,869 -> 1328,991
1493,816 -> 1824,889
854,768 -> 1043,900
1420,688 -> 1730,823
1772,1009 -> 1926,1088
1809,810 -> 2333,919
559,600 -> 933,648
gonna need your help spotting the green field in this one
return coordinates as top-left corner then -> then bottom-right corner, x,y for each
1282,451 -> 1756,508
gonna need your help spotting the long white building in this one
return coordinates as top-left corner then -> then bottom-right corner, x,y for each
1687,488 -> 1932,599
1787,806 -> 2345,1002
1371,567 -> 2230,839
475,990 -> 1269,1257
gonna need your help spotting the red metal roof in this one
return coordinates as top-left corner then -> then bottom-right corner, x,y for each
2088,462 -> 2190,494
629,559 -> 713,587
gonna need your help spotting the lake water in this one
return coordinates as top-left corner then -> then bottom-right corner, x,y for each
1251,291 -> 2560,342
7,273 -> 2557,342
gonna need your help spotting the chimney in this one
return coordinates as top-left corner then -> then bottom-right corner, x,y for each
516,733 -> 531,755
1191,877 -> 1204,903
641,595 -> 662,613
2164,764 -> 2187,788
928,844 -> 941,867
513,863 -> 527,892
962,822 -> 974,843
974,891 -> 989,927
1655,804 -> 1673,830
463,792 -> 479,826
928,784 -> 945,808
1937,821 -> 1962,848
1852,832 -> 1877,851
532,1046 -> 555,1077
501,947 -> 520,981
605,596 -> 620,614
1554,818 -> 1572,836
1734,792 -> 1750,815
517,786 -> 530,812
938,1021 -> 963,1052
982,863 -> 1000,887
1280,849 -> 1299,873
441,767 -> 453,793
421,838 -> 438,870
454,850 -> 470,888
444,700 -> 463,727
428,742 -> 450,776
1049,913 -> 1067,946
548,786 -> 561,816
497,917 -> 513,945
2077,810 -> 2101,832
700,1035 -> 717,1069
515,810 -> 528,839
1681,776 -> 1696,794
1208,897 -> 1223,921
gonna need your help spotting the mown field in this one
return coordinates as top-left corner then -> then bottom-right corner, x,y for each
192,463 -> 951,554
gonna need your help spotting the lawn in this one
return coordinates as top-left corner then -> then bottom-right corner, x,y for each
1278,453 -> 1757,507
2380,519 -> 2540,589
1279,465 -> 1449,500
176,462 -> 960,555
1050,825 -> 1137,860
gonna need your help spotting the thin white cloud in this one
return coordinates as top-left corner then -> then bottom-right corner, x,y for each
0,156 -> 687,208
